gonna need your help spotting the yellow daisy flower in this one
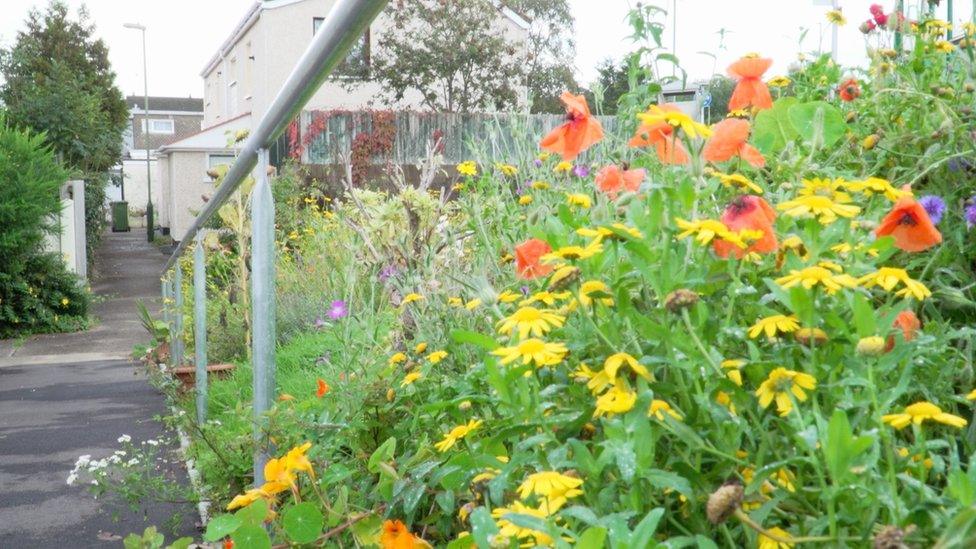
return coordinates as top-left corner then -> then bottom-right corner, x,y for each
593,380 -> 638,417
491,339 -> 568,367
882,401 -> 967,429
648,399 -> 682,421
637,105 -> 712,139
748,314 -> 800,340
755,367 -> 817,416
774,264 -> 857,294
434,419 -> 483,452
777,195 -> 861,225
495,307 -> 566,339
857,267 -> 931,300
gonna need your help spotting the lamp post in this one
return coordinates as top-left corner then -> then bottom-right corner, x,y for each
124,22 -> 154,242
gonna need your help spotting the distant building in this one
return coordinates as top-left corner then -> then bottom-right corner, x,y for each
112,96 -> 204,228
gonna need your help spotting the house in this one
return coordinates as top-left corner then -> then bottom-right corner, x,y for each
111,96 -> 204,227
158,0 -> 530,241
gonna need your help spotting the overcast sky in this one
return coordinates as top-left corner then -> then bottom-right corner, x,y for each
0,1 -> 968,99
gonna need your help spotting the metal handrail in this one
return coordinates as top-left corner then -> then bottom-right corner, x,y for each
162,0 -> 388,272
159,0 -> 389,488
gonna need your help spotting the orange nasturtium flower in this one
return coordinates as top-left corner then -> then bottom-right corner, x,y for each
594,164 -> 646,199
875,195 -> 943,252
539,92 -> 604,161
381,519 -> 429,548
727,55 -> 774,111
713,196 -> 778,259
316,378 -> 330,398
703,118 -> 766,168
628,103 -> 691,165
515,238 -> 554,280
838,77 -> 861,101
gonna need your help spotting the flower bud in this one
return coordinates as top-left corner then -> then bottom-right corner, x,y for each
386,388 -> 395,402
856,336 -> 887,356
459,400 -> 472,411
706,480 -> 744,525
664,289 -> 699,313
862,134 -> 880,150
548,265 -> 580,291
794,327 -> 828,347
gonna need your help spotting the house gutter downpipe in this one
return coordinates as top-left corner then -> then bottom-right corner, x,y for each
160,0 -> 388,489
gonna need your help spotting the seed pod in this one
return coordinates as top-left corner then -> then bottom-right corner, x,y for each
872,524 -> 914,549
706,480 -> 744,525
664,289 -> 699,313
966,82 -> 976,93
846,111 -> 858,123
862,134 -> 880,150
856,336 -> 887,356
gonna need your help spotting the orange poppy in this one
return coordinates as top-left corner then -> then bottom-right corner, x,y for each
316,378 -> 330,398
727,56 -> 773,111
886,310 -> 921,352
875,195 -> 942,252
594,164 -> 646,199
515,238 -> 554,279
381,520 -> 420,549
838,78 -> 861,102
628,103 -> 690,165
702,118 -> 765,168
713,195 -> 778,259
539,92 -> 604,161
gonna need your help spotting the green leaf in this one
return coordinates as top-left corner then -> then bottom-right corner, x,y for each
788,100 -> 846,149
204,514 -> 244,542
368,436 -> 397,473
948,469 -> 976,506
231,524 -> 272,549
165,538 -> 193,549
576,526 -> 608,549
283,502 -> 324,544
447,535 -> 477,549
234,499 -> 268,527
643,469 -> 692,498
822,409 -> 873,483
470,507 -> 500,548
752,97 -> 799,154
850,293 -> 877,338
630,508 -> 665,549
451,329 -> 499,350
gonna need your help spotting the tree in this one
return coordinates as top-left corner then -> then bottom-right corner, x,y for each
505,0 -> 579,113
0,1 -> 127,174
583,57 -> 630,115
703,75 -> 735,123
372,0 -> 526,113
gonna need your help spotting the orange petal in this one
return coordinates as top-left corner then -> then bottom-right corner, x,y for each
875,196 -> 942,252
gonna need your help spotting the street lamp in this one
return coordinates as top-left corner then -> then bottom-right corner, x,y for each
124,22 -> 154,242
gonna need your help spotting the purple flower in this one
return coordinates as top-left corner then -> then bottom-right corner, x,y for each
520,285 -> 530,296
313,317 -> 327,329
327,300 -> 348,320
572,164 -> 590,178
533,159 -> 543,168
966,199 -> 976,229
918,195 -> 946,225
515,180 -> 530,196
379,264 -> 399,283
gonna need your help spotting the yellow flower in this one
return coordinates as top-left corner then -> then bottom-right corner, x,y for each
755,367 -> 817,416
492,501 -> 554,546
518,195 -> 533,206
448,297 -> 463,307
530,180 -> 549,190
774,264 -> 857,294
517,471 -> 583,511
414,342 -> 428,354
491,338 -> 568,367
714,172 -> 763,194
548,265 -> 581,289
496,307 -> 566,339
401,293 -> 424,306
573,363 -> 612,395
777,195 -> 861,225
882,401 -> 967,429
648,399 -> 682,421
843,177 -> 909,201
748,315 -> 800,340
637,105 -> 712,139
457,161 -> 478,176
603,352 -> 653,382
609,223 -> 644,239
825,9 -> 846,25
389,352 -> 407,366
935,40 -> 955,53
472,468 -> 501,484
434,419 -> 483,452
496,163 -> 518,176
579,280 -> 614,307
537,151 -> 552,161
427,350 -> 448,364
716,391 -> 736,415
675,218 -> 754,250
593,380 -> 638,417
767,75 -> 791,88
542,240 -> 603,262
722,359 -> 746,386
858,267 -> 931,301
401,372 -> 422,387
554,161 -> 573,173
496,290 -> 520,303
576,226 -> 614,242
856,336 -> 886,356
758,526 -> 796,549
967,389 -> 976,400
227,487 -> 274,510
726,108 -> 750,118
773,468 -> 796,492
60,297 -> 70,306
965,22 -> 976,36
464,299 -> 482,311
566,193 -> 592,209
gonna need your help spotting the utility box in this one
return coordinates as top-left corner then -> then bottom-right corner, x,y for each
111,201 -> 130,232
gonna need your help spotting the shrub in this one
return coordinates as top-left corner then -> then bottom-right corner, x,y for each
0,118 -> 88,337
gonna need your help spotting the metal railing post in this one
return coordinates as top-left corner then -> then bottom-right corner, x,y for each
173,261 -> 184,368
251,148 -> 276,486
161,278 -> 171,334
193,232 -> 208,424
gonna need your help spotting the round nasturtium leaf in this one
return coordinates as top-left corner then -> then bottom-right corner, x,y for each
230,524 -> 271,549
283,502 -> 324,544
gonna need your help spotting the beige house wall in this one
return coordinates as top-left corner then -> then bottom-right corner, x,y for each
158,151 -> 225,240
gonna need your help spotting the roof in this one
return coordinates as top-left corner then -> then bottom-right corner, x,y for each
127,95 -> 204,113
157,112 -> 252,153
201,0 -> 530,77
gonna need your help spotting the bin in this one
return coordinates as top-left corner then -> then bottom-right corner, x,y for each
111,201 -> 130,232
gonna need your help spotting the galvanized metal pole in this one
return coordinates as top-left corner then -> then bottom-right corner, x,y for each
251,148 -> 276,486
173,261 -> 184,368
193,233 -> 208,424
161,278 -> 171,332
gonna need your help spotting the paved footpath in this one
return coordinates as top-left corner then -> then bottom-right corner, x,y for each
0,232 -> 197,547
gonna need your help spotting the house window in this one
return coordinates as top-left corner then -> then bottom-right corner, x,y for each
314,17 -> 370,79
142,119 -> 175,134
208,154 -> 236,169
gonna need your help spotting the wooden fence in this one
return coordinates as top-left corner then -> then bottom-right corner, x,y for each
296,110 -> 620,165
